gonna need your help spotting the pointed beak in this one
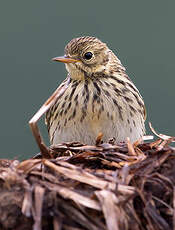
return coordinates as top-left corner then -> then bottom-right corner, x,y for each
52,56 -> 79,63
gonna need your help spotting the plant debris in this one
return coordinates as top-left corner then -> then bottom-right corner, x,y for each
0,135 -> 175,230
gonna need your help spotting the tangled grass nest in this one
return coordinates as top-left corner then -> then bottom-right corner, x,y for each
0,131 -> 175,230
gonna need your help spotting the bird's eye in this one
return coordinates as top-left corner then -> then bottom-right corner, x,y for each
84,52 -> 93,60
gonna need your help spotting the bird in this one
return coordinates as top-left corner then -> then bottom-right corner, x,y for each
45,36 -> 146,145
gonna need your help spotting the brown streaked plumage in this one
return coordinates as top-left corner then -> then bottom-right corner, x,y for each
46,36 -> 146,145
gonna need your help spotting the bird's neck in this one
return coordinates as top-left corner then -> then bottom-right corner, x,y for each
65,63 -> 85,80
104,51 -> 126,76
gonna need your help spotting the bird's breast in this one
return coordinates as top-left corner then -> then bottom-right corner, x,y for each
46,77 -> 145,144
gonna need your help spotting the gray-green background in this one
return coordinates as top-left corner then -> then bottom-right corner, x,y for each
0,0 -> 174,159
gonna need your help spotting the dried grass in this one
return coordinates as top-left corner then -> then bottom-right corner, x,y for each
0,135 -> 175,230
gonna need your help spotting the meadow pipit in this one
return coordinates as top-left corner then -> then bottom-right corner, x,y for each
46,36 -> 146,145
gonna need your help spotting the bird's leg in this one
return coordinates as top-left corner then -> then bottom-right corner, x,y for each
29,77 -> 70,158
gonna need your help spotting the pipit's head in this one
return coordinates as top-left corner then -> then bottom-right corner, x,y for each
52,36 -> 121,80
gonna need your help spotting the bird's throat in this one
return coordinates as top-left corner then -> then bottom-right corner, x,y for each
65,63 -> 85,80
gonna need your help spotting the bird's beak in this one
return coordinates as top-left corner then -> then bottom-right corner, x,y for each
52,56 -> 79,63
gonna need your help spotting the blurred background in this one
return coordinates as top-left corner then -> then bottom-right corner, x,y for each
0,0 -> 174,159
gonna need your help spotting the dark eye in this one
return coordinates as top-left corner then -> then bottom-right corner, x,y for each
84,52 -> 93,60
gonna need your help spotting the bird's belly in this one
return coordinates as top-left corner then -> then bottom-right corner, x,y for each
47,78 -> 145,145
50,102 -> 144,145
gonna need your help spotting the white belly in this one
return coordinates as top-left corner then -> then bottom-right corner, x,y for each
48,78 -> 145,145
